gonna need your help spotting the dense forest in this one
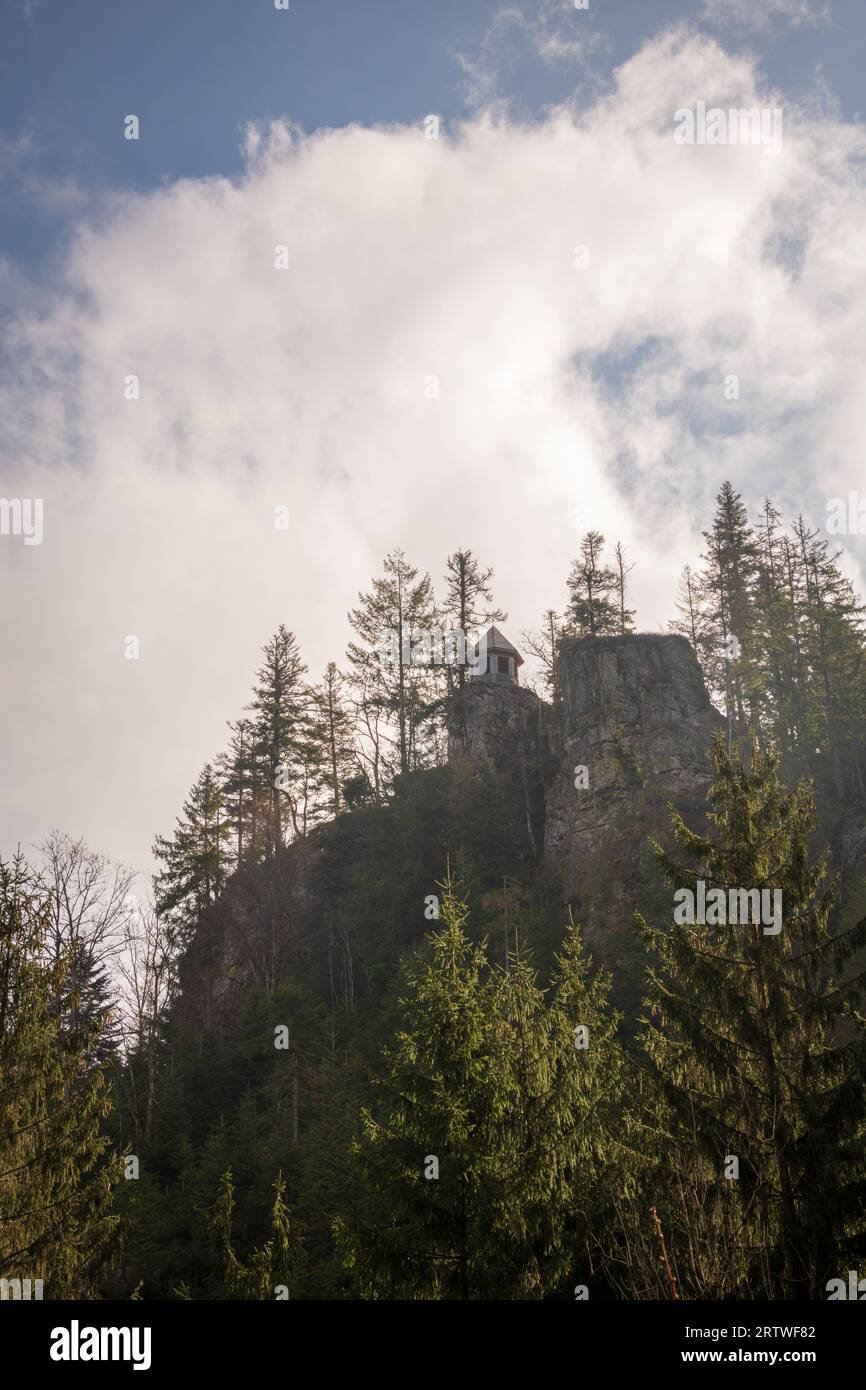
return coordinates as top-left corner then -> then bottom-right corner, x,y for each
3,482 -> 866,1300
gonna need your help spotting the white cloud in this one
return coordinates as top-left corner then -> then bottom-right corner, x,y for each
456,0 -> 606,109
699,0 -> 832,32
1,27 -> 865,873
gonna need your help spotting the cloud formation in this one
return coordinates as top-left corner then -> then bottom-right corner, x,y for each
456,0 -> 606,108
699,0 -> 832,31
1,26 -> 864,873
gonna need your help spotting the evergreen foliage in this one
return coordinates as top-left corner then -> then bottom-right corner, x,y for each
11,489 -> 866,1301
0,855 -> 123,1297
338,879 -> 623,1299
632,735 -> 866,1298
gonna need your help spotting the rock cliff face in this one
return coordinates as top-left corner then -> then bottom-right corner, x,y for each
447,680 -> 547,857
449,680 -> 543,766
545,633 -> 724,893
448,633 -> 724,1007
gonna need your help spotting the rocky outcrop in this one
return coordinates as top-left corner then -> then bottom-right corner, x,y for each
176,634 -> 726,1034
448,681 -> 547,858
449,680 -> 543,766
537,633 -> 723,1008
172,627 -> 865,1038
545,633 -> 723,882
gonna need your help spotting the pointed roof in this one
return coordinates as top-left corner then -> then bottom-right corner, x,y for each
483,626 -> 523,666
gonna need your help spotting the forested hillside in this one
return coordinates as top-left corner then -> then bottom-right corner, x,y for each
3,483 -> 866,1300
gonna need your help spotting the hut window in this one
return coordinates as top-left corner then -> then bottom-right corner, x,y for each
497,655 -> 510,674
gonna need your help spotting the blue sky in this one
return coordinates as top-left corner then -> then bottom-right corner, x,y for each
2,0 -> 866,873
2,0 -> 864,275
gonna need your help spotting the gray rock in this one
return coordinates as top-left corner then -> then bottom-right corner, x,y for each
545,632 -> 724,881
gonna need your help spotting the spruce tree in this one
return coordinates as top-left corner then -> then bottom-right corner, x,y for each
566,532 -> 620,638
217,718 -> 258,868
0,854 -> 123,1297
750,499 -> 809,781
636,734 -> 866,1298
38,830 -> 132,1070
208,1169 -> 303,1300
337,878 -> 493,1298
347,548 -> 440,781
153,763 -> 232,936
55,940 -> 120,1071
246,625 -> 309,854
792,517 -> 866,800
697,482 -> 761,736
310,662 -> 355,818
487,919 -> 625,1297
339,879 -> 623,1298
442,548 -> 506,690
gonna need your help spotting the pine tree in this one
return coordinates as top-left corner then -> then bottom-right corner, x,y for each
310,663 -> 355,818
339,879 -> 623,1298
347,549 -> 440,782
697,482 -> 761,735
218,719 -> 259,868
442,548 -> 506,691
486,918 -> 625,1297
208,1169 -> 303,1299
153,763 -> 232,935
750,500 -> 808,778
792,517 -> 866,800
55,940 -> 120,1071
778,528 -> 812,764
566,532 -> 620,638
246,626 -> 309,854
38,831 -> 132,1071
0,854 -> 123,1297
686,489 -> 866,796
635,735 -> 866,1298
289,723 -> 328,838
337,878 -> 492,1298
296,1056 -> 367,1297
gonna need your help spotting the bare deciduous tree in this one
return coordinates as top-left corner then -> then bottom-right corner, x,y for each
115,906 -> 178,1146
39,830 -> 135,966
37,830 -> 136,1062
